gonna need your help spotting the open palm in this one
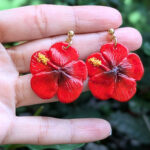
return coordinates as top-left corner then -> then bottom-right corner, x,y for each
0,5 -> 142,145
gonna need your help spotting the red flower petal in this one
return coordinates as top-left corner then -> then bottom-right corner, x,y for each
86,53 -> 110,77
49,42 -> 78,66
64,60 -> 87,81
31,72 -> 58,99
30,50 -> 52,74
57,76 -> 83,103
89,73 -> 115,100
112,75 -> 136,102
100,43 -> 128,66
120,53 -> 144,80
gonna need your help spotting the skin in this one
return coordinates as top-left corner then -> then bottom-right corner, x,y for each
0,5 -> 142,145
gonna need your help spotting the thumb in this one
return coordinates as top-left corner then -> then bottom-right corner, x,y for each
0,43 -> 16,72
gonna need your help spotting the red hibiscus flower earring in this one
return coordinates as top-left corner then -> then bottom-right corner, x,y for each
86,28 -> 144,102
30,31 -> 87,103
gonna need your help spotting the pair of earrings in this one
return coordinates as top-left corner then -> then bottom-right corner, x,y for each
30,29 -> 144,103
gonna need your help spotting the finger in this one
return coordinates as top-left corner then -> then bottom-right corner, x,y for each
0,5 -> 122,42
3,117 -> 111,145
0,44 -> 18,111
8,27 -> 142,73
15,74 -> 88,107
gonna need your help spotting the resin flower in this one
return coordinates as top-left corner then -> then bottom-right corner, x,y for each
86,43 -> 144,102
30,42 -> 87,103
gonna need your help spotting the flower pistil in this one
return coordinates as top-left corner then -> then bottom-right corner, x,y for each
88,57 -> 102,67
37,53 -> 49,65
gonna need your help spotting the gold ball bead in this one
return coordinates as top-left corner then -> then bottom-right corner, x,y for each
68,30 -> 75,37
108,28 -> 115,34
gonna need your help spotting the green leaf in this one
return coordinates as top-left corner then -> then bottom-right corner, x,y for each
110,112 -> 150,144
31,0 -> 42,5
129,96 -> 150,114
66,106 -> 101,118
143,42 -> 150,56
2,144 -> 25,150
124,0 -> 132,5
0,0 -> 12,10
27,143 -> 85,150
34,106 -> 44,116
0,0 -> 26,10
11,0 -> 26,8
2,143 -> 85,150
129,11 -> 141,24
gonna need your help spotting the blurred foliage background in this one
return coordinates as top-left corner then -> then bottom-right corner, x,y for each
0,0 -> 150,150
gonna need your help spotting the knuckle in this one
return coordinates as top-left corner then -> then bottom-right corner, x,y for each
36,117 -> 50,145
68,119 -> 75,144
33,5 -> 49,37
71,7 -> 79,32
19,51 -> 27,72
15,76 -> 25,107
8,50 -> 27,73
8,50 -> 17,68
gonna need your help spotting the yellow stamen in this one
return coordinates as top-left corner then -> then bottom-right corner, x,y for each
37,53 -> 49,65
88,57 -> 102,67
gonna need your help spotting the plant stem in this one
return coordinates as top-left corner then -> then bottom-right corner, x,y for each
142,114 -> 150,133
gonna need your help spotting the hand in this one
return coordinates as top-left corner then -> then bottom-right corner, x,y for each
0,5 -> 142,145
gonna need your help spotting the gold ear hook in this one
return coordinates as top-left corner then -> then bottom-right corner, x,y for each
108,28 -> 117,47
64,30 -> 75,49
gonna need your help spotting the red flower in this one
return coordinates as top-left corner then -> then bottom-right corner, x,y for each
86,43 -> 144,102
30,42 -> 87,103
